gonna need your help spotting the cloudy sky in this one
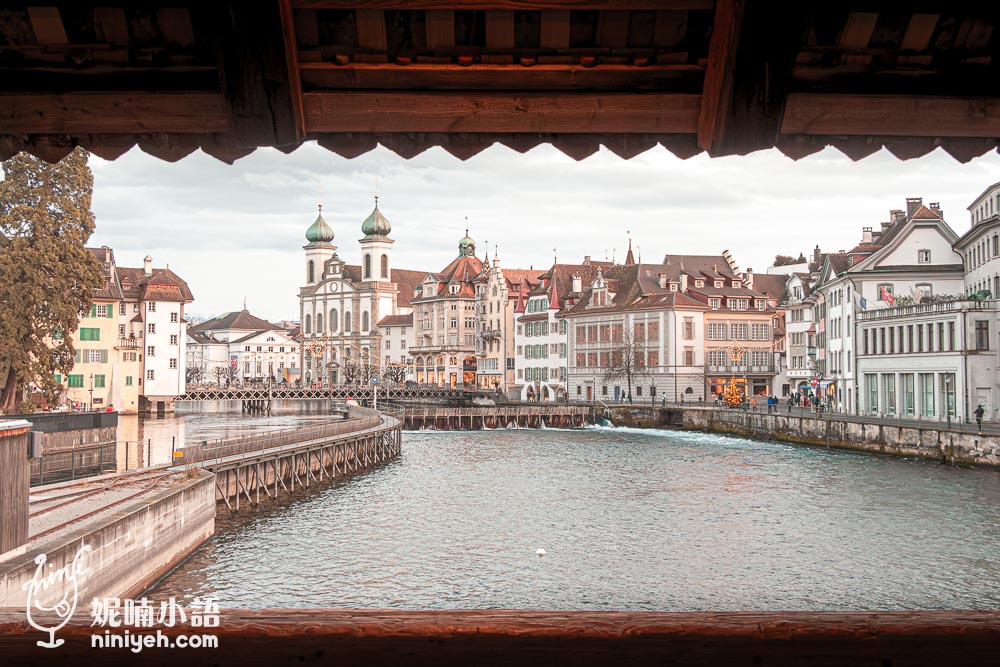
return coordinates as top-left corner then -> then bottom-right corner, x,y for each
87,142 -> 1000,322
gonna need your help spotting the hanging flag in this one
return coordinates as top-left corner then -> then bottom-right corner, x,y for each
881,285 -> 895,306
910,284 -> 924,304
859,295 -> 868,311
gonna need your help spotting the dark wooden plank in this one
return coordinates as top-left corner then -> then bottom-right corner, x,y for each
299,61 -> 703,89
900,13 -> 939,51
356,9 -> 387,52
425,9 -> 455,49
782,93 -> 1000,137
0,92 -> 230,134
95,8 -> 130,44
293,1 -> 715,9
302,90 -> 701,133
698,0 -> 806,156
597,10 -> 631,49
838,12 -> 878,49
26,7 -> 68,45
1,609 -> 998,666
485,10 -> 515,49
157,8 -> 195,47
540,10 -> 571,48
208,1 -> 305,147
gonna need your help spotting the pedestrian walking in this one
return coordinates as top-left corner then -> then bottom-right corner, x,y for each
786,394 -> 793,414
974,404 -> 985,432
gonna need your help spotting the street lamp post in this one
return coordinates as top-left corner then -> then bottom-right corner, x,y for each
88,373 -> 94,412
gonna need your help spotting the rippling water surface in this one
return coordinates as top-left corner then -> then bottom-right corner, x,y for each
151,426 -> 1000,610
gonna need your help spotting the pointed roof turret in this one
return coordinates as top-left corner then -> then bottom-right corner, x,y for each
361,194 -> 392,237
514,281 -> 526,313
305,203 -> 334,244
548,271 -> 559,308
624,238 -> 636,266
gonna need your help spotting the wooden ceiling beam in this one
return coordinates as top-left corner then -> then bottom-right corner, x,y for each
782,93 -> 1000,137
302,91 -> 701,133
0,92 -> 230,134
697,0 -> 806,156
207,1 -> 305,148
299,62 -> 703,89
291,1 -> 715,9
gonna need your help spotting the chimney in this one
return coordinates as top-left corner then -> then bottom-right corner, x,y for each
813,245 -> 821,263
906,197 -> 922,218
713,264 -> 718,274
572,273 -> 582,293
143,255 -> 153,275
679,273 -> 688,292
583,255 -> 591,266
929,202 -> 942,217
862,227 -> 873,243
658,273 -> 667,289
744,267 -> 753,290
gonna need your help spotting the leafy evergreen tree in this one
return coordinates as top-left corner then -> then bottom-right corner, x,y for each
0,149 -> 103,412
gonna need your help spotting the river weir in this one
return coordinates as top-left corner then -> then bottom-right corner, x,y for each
150,426 -> 1000,611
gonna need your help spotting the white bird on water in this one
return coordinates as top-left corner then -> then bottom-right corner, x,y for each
536,548 -> 547,557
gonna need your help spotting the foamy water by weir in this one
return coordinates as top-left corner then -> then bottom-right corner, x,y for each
150,426 -> 1000,611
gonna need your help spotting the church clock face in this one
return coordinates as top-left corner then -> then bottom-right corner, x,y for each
330,282 -> 338,292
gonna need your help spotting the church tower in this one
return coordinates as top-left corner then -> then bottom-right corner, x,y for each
359,195 -> 393,283
303,204 -> 335,285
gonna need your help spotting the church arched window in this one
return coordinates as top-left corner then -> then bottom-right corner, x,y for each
345,311 -> 352,332
304,314 -> 311,334
307,260 -> 315,283
330,308 -> 338,332
364,254 -> 371,279
380,254 -> 388,279
362,311 -> 370,331
316,312 -> 324,334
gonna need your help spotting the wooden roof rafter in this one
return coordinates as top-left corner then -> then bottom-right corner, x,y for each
0,1 -> 998,164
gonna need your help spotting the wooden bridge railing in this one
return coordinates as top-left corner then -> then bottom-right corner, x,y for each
176,406 -> 382,465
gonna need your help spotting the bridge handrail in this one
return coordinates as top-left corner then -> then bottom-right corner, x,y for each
177,404 -> 406,466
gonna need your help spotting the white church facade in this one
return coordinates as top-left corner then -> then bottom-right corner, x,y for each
297,198 -> 423,386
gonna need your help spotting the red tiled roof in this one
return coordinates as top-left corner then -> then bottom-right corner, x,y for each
341,265 -> 426,309
192,309 -> 278,332
116,266 -> 194,302
377,314 -> 413,327
910,204 -> 942,220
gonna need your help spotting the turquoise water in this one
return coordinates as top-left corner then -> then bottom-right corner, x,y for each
151,426 -> 1000,610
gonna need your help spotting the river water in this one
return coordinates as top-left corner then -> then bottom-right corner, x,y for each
149,424 -> 1000,611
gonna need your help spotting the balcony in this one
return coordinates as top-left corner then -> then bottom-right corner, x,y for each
857,298 -> 996,322
480,329 -> 502,340
117,337 -> 140,349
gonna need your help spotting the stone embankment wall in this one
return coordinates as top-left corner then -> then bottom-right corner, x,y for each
682,408 -> 1000,468
0,471 -> 215,607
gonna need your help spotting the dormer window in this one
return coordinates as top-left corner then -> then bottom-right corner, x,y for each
709,297 -> 721,310
756,300 -> 766,311
714,280 -> 724,288
695,280 -> 704,288
732,281 -> 741,288
449,284 -> 460,294
669,283 -> 678,292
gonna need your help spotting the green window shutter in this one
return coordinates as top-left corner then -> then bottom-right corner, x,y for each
108,305 -> 115,319
53,373 -> 62,384
74,350 -> 81,363
126,376 -> 133,386
100,349 -> 108,363
94,375 -> 106,388
90,305 -> 97,318
68,374 -> 83,388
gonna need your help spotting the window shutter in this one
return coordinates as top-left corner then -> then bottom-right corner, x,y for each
101,349 -> 108,363
108,305 -> 115,319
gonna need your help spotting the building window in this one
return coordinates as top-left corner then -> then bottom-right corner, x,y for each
68,374 -> 84,388
877,284 -> 894,301
169,358 -> 177,369
364,254 -> 371,279
917,249 -> 931,263
171,312 -> 178,323
125,376 -> 133,386
118,324 -> 126,336
148,302 -> 156,312
147,346 -> 155,357
975,320 -> 990,350
148,323 -> 156,334
93,374 -> 106,388
308,260 -> 315,283
119,303 -> 126,315
381,254 -> 389,279
709,298 -> 721,310
147,370 -> 155,381
80,328 -> 100,341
